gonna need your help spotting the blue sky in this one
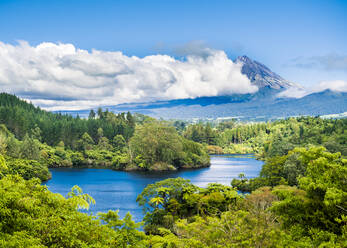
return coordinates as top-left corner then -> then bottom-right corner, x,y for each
0,0 -> 346,109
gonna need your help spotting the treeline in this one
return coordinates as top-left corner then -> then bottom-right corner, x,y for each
0,93 -> 135,148
0,93 -> 209,172
182,116 -> 347,157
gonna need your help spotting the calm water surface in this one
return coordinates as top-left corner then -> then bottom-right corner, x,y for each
44,154 -> 263,222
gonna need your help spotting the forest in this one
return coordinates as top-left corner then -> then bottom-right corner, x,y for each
0,93 -> 209,173
0,93 -> 346,247
182,117 -> 347,157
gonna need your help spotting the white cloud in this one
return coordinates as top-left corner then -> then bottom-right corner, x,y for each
276,87 -> 308,98
277,80 -> 347,98
315,80 -> 347,93
0,41 -> 257,110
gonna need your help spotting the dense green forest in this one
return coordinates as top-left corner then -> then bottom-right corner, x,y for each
0,93 -> 209,172
0,93 -> 346,247
183,117 -> 347,157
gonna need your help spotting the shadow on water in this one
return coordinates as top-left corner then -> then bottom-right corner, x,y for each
44,154 -> 263,222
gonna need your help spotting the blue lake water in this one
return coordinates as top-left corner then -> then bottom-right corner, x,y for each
44,154 -> 263,222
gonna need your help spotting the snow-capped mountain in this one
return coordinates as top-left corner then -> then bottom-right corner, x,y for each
236,55 -> 296,89
61,56 -> 346,121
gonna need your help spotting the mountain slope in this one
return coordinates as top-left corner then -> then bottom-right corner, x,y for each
59,56 -> 346,121
236,55 -> 296,89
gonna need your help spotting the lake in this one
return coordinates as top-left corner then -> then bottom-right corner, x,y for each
44,154 -> 263,222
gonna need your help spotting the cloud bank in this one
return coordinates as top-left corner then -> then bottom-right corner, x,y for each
278,80 -> 347,98
0,41 -> 257,110
289,54 -> 347,71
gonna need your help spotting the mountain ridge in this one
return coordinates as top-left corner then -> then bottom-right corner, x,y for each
235,55 -> 297,90
55,56 -> 346,121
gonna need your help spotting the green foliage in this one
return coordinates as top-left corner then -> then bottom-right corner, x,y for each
148,228 -> 203,248
232,146 -> 346,192
0,174 -> 148,248
271,147 -> 346,233
20,133 -> 40,160
189,117 -> 347,157
180,138 -> 210,168
0,93 -> 209,172
99,210 -> 146,247
231,147 -> 347,245
206,145 -> 224,154
0,154 -> 7,176
112,152 -> 130,170
137,178 -> 240,234
88,109 -> 96,119
138,150 -> 346,246
113,134 -> 126,151
130,122 -> 183,169
223,143 -> 254,154
0,93 -> 135,148
97,136 -> 112,150
5,157 -> 51,181
174,210 -> 291,247
67,185 -> 96,210
184,123 -> 218,145
5,135 -> 21,158
77,132 -> 95,151
0,134 -> 7,155
129,122 -> 209,170
30,125 -> 42,142
0,175 -> 112,247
